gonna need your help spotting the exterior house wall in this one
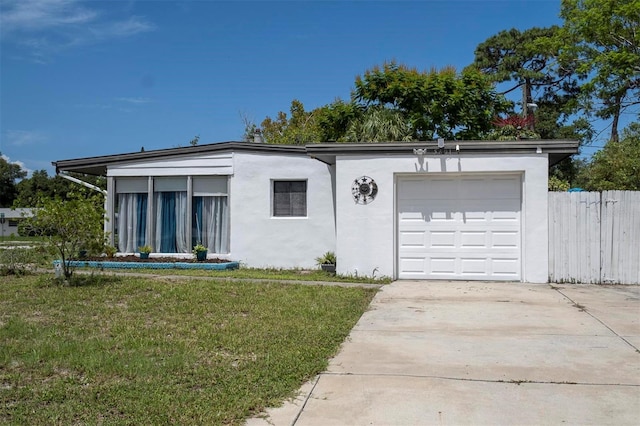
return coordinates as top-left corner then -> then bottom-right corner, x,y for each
229,152 -> 336,269
106,150 -> 336,267
107,152 -> 234,177
335,153 -> 549,282
0,208 -> 33,237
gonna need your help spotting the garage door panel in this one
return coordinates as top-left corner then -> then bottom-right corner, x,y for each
399,257 -> 427,274
398,174 -> 521,281
492,258 -> 520,276
399,230 -> 426,248
492,231 -> 519,248
428,231 -> 456,248
399,178 -> 455,200
460,257 -> 488,274
460,231 -> 487,248
430,257 -> 457,274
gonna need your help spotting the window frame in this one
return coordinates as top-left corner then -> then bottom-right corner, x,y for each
272,180 -> 308,218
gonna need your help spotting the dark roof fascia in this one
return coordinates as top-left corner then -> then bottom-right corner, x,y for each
306,140 -> 580,166
54,140 -> 580,176
53,141 -> 307,175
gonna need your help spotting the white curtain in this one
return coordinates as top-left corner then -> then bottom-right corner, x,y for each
175,192 -> 188,253
202,197 -> 229,253
117,193 -> 147,253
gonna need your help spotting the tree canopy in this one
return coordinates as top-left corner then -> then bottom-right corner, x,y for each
559,0 -> 640,142
352,63 -> 511,140
13,170 -> 105,208
577,123 -> 640,190
260,100 -> 322,145
258,63 -> 511,144
0,154 -> 27,207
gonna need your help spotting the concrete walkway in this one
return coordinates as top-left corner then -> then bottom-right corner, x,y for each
247,281 -> 640,426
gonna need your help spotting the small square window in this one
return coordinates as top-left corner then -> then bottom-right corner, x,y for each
273,181 -> 307,217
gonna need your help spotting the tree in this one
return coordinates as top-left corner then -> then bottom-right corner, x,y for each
577,123 -> 640,190
559,0 -> 640,142
14,170 -> 55,207
472,27 -> 579,108
472,26 -> 589,136
472,25 -> 594,187
260,100 -> 322,145
13,170 -> 106,207
344,106 -> 413,142
0,153 -> 27,207
24,191 -> 106,280
314,99 -> 361,142
352,62 -> 511,140
255,62 -> 511,144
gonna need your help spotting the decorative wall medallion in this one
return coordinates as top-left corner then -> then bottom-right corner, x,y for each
352,176 -> 378,204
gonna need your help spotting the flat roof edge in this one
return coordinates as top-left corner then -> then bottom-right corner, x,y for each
52,141 -> 307,174
54,140 -> 580,175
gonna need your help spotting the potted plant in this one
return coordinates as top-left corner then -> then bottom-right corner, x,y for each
138,245 -> 152,259
315,251 -> 336,273
193,244 -> 208,261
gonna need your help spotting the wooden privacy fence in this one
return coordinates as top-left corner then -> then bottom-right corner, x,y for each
549,191 -> 640,284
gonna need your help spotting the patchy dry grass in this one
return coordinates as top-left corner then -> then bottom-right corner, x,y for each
0,274 -> 377,425
77,266 -> 393,284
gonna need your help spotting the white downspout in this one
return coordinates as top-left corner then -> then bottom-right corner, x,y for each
57,173 -> 107,196
57,172 -> 109,238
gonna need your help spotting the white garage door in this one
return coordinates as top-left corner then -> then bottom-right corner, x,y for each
397,174 -> 521,281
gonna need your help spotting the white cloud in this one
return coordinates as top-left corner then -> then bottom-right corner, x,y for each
116,97 -> 152,105
95,16 -> 155,39
0,0 -> 155,61
5,130 -> 47,146
0,0 -> 98,34
1,154 -> 31,175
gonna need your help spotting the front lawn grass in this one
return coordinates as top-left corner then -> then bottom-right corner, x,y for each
79,266 -> 393,284
0,236 -> 46,243
0,274 -> 377,425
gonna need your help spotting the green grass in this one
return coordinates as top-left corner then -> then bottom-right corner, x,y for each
87,266 -> 392,284
0,236 -> 46,243
0,274 -> 377,425
0,235 -> 45,246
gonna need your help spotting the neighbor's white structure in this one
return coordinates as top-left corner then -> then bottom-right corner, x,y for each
53,139 -> 578,283
0,208 -> 33,238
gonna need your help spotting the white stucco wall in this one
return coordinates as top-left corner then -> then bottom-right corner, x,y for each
229,152 -> 336,269
335,153 -> 549,282
107,152 -> 233,176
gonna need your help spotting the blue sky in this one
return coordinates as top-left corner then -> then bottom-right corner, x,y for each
0,0 -> 602,176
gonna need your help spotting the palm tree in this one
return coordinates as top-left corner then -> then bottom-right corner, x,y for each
345,106 -> 413,142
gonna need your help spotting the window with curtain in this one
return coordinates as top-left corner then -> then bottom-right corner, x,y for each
273,180 -> 307,217
154,178 -> 188,253
116,178 -> 148,253
192,177 -> 229,253
192,196 -> 229,253
116,176 -> 229,254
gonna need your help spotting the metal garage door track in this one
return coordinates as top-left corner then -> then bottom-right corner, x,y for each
248,281 -> 640,425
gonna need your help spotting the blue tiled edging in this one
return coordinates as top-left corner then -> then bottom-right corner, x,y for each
54,260 -> 240,270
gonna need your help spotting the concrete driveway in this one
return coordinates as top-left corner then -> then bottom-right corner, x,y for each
247,281 -> 640,426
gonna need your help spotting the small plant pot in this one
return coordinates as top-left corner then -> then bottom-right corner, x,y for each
196,250 -> 208,261
139,252 -> 150,259
321,264 -> 336,274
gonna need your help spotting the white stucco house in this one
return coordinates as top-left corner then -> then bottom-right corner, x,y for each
53,139 -> 578,283
0,208 -> 33,238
